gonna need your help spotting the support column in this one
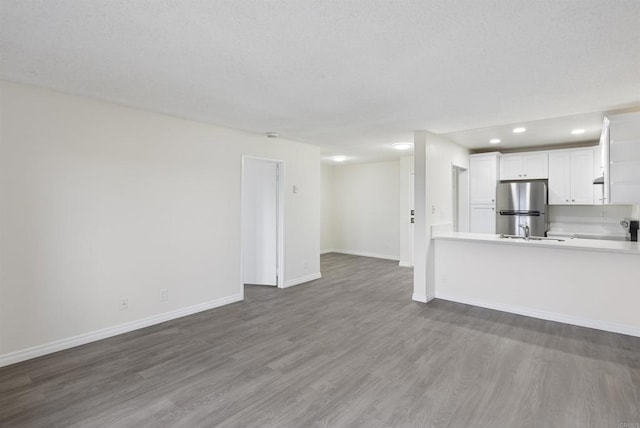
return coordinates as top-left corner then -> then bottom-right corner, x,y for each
413,131 -> 437,303
412,131 -> 428,302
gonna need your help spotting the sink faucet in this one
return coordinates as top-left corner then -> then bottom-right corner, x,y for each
519,224 -> 530,240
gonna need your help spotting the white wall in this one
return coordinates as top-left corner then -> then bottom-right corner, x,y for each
320,163 -> 334,252
329,161 -> 400,260
426,137 -> 469,227
0,80 -> 320,364
399,156 -> 414,266
413,132 -> 469,302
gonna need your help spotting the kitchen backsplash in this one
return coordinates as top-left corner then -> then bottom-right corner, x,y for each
548,205 -> 637,238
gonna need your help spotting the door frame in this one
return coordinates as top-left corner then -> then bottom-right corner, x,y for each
240,155 -> 286,297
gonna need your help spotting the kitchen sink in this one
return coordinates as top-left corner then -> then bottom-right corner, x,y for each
498,234 -> 568,242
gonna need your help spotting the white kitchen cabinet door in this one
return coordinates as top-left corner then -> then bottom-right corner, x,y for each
522,153 -> 549,179
570,149 -> 594,204
469,204 -> 496,233
469,154 -> 499,205
499,156 -> 522,180
609,112 -> 640,204
500,153 -> 548,180
548,151 -> 571,204
548,148 -> 594,205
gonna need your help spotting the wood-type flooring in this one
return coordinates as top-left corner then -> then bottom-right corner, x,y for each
1,253 -> 639,427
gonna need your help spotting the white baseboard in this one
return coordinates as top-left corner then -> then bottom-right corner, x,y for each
435,292 -> 640,338
398,261 -> 413,267
320,248 -> 335,255
283,272 -> 322,288
412,293 -> 428,303
331,249 -> 400,261
0,293 -> 243,368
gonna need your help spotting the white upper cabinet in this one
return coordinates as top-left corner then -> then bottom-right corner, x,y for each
608,112 -> 640,204
570,149 -> 596,204
548,151 -> 571,204
469,153 -> 499,205
500,152 -> 548,180
548,148 -> 594,205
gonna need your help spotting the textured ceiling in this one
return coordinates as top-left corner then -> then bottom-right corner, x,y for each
1,1 -> 639,163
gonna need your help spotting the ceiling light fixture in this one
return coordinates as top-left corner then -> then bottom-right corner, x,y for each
332,155 -> 347,162
265,131 -> 278,138
512,127 -> 526,134
571,129 -> 585,135
489,138 -> 501,144
392,142 -> 412,150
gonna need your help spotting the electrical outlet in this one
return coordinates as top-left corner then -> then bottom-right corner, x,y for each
119,298 -> 128,311
160,288 -> 168,302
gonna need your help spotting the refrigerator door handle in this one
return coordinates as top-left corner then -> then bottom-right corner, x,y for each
500,210 -> 542,216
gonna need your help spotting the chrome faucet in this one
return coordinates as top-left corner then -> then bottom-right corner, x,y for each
519,224 -> 530,240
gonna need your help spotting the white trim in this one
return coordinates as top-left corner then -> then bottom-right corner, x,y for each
0,294 -> 242,368
276,163 -> 285,288
435,292 -> 640,338
412,293 -> 428,303
283,272 -> 322,288
398,261 -> 413,267
320,248 -> 335,255
412,293 -> 435,303
330,249 -> 400,261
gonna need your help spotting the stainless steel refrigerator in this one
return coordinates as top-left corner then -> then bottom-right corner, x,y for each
496,181 -> 548,237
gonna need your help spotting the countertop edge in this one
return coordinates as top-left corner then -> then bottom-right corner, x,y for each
433,232 -> 640,255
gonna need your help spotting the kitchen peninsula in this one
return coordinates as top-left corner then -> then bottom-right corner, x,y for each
431,231 -> 640,337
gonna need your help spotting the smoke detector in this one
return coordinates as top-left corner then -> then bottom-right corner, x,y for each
265,132 -> 279,138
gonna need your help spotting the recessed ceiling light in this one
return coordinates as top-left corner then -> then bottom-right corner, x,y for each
512,127 -> 526,134
489,138 -> 501,144
392,142 -> 412,150
571,129 -> 585,135
332,155 -> 347,162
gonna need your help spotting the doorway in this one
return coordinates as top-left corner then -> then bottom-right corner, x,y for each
241,157 -> 284,288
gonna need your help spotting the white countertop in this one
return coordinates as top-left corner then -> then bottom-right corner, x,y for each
433,231 -> 640,255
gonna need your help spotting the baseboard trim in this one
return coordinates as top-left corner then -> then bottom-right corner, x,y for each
0,293 -> 243,368
331,249 -> 400,261
412,293 -> 429,303
320,248 -> 335,255
435,292 -> 640,338
398,261 -> 413,267
283,272 -> 322,288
